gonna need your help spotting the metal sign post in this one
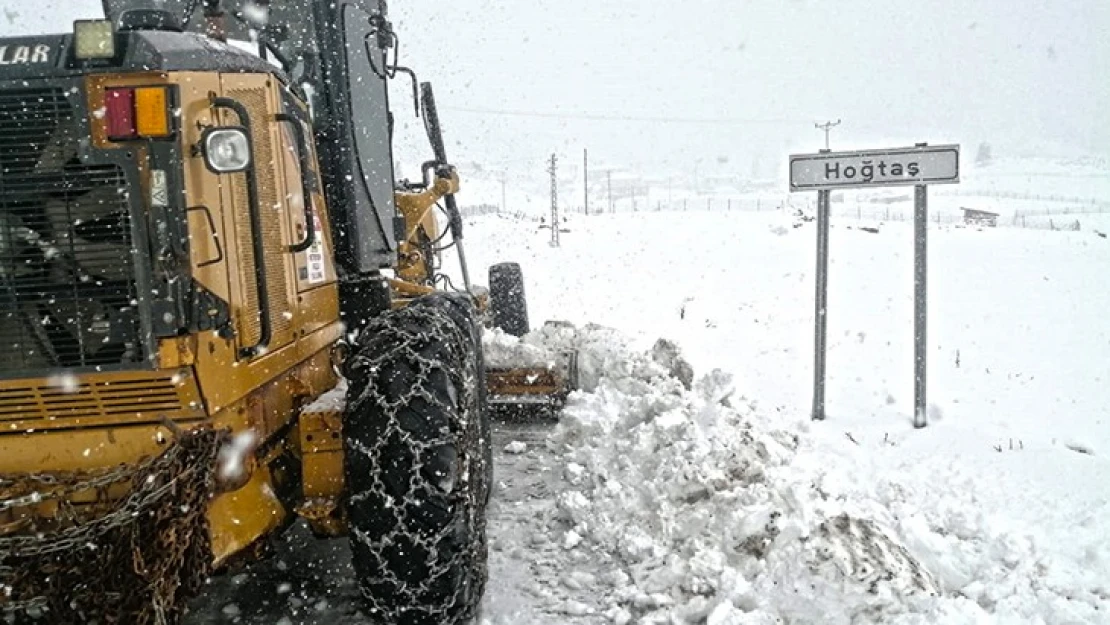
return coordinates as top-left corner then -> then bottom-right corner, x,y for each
788,143 -> 960,427
812,186 -> 831,420
913,182 -> 927,428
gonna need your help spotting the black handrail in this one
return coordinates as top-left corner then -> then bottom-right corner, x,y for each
210,96 -> 272,359
275,113 -> 317,253
185,205 -> 224,268
420,82 -> 470,290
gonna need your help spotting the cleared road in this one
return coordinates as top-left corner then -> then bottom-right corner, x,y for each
183,419 -> 600,624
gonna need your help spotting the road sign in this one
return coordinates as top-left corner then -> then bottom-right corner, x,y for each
789,142 -> 960,428
789,144 -> 960,191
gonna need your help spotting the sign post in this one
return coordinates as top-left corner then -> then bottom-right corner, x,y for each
813,182 -> 831,421
789,143 -> 960,427
913,182 -> 927,428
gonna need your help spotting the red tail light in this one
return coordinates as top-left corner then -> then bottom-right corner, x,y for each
105,88 -> 137,139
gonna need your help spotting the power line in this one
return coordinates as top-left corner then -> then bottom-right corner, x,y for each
441,106 -> 808,126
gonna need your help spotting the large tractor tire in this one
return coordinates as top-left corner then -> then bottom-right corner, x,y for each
489,262 -> 529,337
342,293 -> 492,625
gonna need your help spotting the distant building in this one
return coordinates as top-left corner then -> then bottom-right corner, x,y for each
961,207 -> 1000,227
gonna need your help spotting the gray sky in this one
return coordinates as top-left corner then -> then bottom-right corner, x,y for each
390,0 -> 1109,177
6,1 -> 1107,180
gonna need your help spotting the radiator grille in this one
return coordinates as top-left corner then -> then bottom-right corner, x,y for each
226,87 -> 291,349
0,373 -> 202,426
0,87 -> 141,375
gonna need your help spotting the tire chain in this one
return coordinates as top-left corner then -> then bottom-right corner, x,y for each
0,428 -> 227,625
344,299 -> 490,625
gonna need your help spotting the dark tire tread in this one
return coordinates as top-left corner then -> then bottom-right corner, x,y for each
342,293 -> 491,625
489,262 -> 529,337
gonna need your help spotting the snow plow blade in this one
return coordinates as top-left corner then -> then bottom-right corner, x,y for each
485,351 -> 578,421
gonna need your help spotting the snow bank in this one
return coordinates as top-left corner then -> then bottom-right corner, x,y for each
509,323 -> 1108,624
484,322 -> 693,393
482,326 -> 566,369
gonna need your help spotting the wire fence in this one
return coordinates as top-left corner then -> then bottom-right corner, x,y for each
460,194 -> 1109,233
931,188 -> 1110,211
827,207 -> 1088,232
605,196 -> 1106,233
458,203 -> 500,218
459,203 -> 542,222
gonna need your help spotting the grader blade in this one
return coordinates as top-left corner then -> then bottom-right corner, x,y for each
485,351 -> 578,421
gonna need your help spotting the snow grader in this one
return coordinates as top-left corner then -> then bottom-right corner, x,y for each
0,1 -> 570,623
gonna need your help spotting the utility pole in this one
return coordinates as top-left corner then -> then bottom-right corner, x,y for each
583,149 -> 589,216
607,170 -> 613,214
548,153 -> 559,247
500,173 -> 506,214
815,119 -> 841,150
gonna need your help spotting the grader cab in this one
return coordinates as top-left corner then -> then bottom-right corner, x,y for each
0,1 -> 570,623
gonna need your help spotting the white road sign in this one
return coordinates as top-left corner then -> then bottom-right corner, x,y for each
789,144 -> 960,191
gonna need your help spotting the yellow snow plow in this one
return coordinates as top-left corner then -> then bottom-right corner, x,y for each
0,2 -> 572,623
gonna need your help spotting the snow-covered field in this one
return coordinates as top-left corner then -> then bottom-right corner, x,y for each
462,205 -> 1110,623
463,156 -> 1110,236
184,164 -> 1109,625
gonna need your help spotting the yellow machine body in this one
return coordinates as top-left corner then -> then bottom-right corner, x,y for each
0,5 -> 578,622
0,45 -> 570,598
0,70 -> 348,565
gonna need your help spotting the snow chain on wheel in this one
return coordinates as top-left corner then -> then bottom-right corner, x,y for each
343,293 -> 492,625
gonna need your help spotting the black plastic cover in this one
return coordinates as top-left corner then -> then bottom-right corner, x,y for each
308,0 -> 398,272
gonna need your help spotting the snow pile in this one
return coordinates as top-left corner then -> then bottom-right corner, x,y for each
301,379 -> 347,413
545,328 -> 937,624
513,323 -> 1108,624
485,321 -> 692,393
503,441 -> 529,454
482,326 -> 562,369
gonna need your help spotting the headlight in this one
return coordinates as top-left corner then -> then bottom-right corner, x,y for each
202,128 -> 252,173
73,20 -> 116,60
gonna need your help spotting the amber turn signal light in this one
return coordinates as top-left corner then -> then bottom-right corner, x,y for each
104,86 -> 173,140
